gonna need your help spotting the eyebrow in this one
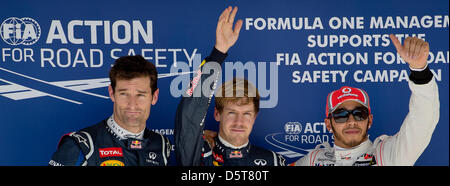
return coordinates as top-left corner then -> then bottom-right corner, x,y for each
223,108 -> 254,113
116,89 -> 149,94
137,90 -> 149,93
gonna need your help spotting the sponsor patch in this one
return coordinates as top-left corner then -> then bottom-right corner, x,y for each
99,147 -> 123,158
100,160 -> 124,166
229,151 -> 243,158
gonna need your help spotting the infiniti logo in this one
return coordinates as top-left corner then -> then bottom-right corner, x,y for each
148,152 -> 157,160
254,159 -> 267,166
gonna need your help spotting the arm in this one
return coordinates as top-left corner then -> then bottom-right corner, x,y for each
49,133 -> 84,166
174,6 -> 242,166
377,35 -> 440,165
174,47 -> 227,166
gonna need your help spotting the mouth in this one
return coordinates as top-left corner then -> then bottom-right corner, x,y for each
125,111 -> 141,116
344,129 -> 361,134
231,128 -> 246,133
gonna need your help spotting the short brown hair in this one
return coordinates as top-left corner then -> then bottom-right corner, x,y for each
215,78 -> 260,113
109,55 -> 158,94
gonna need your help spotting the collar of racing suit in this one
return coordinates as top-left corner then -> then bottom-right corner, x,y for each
214,136 -> 251,160
106,115 -> 145,140
218,134 -> 249,149
333,139 -> 372,160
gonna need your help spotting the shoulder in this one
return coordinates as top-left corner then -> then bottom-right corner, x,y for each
57,121 -> 107,152
51,121 -> 105,166
250,145 -> 286,166
79,120 -> 107,136
250,145 -> 273,154
292,143 -> 333,166
147,129 -> 170,144
146,130 -> 172,156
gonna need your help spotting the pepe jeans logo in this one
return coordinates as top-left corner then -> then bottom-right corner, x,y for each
1,17 -> 41,45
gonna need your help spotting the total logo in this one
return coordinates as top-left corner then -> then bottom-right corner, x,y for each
99,147 -> 123,158
0,17 -> 41,45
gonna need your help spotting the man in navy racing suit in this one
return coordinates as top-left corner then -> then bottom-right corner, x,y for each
49,55 -> 171,166
174,6 -> 285,166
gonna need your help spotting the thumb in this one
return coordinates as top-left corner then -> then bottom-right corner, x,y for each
389,34 -> 403,53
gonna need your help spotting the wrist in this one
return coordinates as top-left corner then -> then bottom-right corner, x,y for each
409,63 -> 428,72
409,65 -> 433,84
206,46 -> 228,64
214,44 -> 229,54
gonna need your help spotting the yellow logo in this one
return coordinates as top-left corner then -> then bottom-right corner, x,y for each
199,59 -> 206,67
100,160 -> 124,166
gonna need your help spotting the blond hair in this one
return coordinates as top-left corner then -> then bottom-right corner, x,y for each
215,78 -> 260,113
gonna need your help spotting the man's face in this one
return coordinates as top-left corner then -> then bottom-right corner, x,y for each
215,100 -> 257,147
325,101 -> 372,148
108,76 -> 158,131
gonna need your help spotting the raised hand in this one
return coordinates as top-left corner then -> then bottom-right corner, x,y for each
390,34 -> 429,69
215,6 -> 243,54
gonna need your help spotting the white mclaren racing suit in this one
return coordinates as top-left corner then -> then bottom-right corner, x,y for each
293,67 -> 440,166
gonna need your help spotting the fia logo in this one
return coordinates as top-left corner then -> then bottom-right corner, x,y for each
0,17 -> 41,45
284,122 -> 302,134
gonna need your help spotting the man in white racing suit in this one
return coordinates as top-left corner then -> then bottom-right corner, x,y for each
292,34 -> 440,166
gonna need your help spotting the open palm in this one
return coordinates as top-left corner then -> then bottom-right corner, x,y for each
215,6 -> 243,54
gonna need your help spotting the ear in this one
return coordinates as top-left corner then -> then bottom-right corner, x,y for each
368,114 -> 373,129
214,108 -> 221,122
151,88 -> 159,105
108,85 -> 115,102
325,118 -> 332,133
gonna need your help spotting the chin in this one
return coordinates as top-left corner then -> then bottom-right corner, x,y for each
124,118 -> 143,126
228,134 -> 247,141
345,139 -> 364,147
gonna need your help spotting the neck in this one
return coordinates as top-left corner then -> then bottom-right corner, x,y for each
112,113 -> 145,134
218,134 -> 249,149
334,137 -> 369,150
108,115 -> 145,140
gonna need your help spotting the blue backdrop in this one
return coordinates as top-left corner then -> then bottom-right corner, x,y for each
0,0 -> 448,165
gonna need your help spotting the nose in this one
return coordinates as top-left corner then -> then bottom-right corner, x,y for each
346,114 -> 357,126
127,95 -> 138,109
234,113 -> 245,126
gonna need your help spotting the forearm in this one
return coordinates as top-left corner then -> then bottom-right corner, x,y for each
386,67 -> 440,165
174,47 -> 227,166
